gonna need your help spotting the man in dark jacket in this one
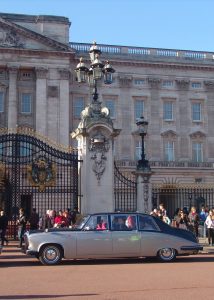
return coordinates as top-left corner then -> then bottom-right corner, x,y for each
17,208 -> 27,248
0,210 -> 8,246
29,208 -> 39,230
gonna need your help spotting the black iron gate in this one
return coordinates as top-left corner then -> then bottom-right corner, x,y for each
152,185 -> 214,218
114,162 -> 137,211
0,129 -> 79,236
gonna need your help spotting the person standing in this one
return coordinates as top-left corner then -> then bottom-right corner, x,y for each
0,210 -> 9,246
17,208 -> 27,248
29,208 -> 39,230
188,206 -> 200,237
205,210 -> 214,246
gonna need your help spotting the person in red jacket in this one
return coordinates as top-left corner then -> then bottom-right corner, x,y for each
54,210 -> 64,228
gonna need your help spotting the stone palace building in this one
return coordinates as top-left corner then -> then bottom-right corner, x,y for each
1,12 -> 214,217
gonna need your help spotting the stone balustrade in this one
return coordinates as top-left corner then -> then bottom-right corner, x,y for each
115,160 -> 214,168
70,42 -> 214,61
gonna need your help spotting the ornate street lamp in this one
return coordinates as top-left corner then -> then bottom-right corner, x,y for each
75,42 -> 115,102
136,115 -> 151,172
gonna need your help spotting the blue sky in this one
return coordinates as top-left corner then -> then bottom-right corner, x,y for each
0,0 -> 214,52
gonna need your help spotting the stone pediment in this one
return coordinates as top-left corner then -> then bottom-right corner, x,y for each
189,130 -> 206,139
161,129 -> 177,138
0,17 -> 71,52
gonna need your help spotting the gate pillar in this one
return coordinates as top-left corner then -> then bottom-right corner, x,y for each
135,170 -> 153,213
71,101 -> 120,214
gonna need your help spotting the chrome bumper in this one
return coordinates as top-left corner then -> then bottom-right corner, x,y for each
180,245 -> 203,251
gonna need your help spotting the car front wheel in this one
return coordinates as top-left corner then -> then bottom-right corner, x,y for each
39,244 -> 63,265
157,248 -> 176,262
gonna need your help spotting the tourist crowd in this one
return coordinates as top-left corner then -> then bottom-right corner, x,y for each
150,203 -> 214,245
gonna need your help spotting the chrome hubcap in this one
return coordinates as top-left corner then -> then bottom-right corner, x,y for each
44,247 -> 59,262
160,248 -> 174,259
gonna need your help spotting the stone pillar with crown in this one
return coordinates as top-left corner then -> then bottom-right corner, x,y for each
71,42 -> 120,214
71,101 -> 120,214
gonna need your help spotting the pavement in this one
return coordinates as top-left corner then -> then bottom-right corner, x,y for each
198,237 -> 214,254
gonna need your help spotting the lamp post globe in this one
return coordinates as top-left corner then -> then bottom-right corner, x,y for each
75,42 -> 115,103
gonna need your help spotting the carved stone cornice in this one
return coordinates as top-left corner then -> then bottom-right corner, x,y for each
118,74 -> 133,87
7,65 -> 19,74
148,77 -> 161,88
175,79 -> 190,90
58,68 -> 70,80
35,67 -> 48,79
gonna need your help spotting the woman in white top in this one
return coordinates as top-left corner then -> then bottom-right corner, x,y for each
205,210 -> 214,245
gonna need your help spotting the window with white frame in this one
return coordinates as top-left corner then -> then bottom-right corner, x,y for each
192,142 -> 203,162
135,140 -> 142,160
21,93 -> 32,114
192,103 -> 201,121
0,92 -> 4,112
105,99 -> 115,118
163,102 -> 173,120
134,79 -> 145,85
135,100 -> 144,120
162,80 -> 173,87
192,82 -> 201,89
164,141 -> 174,161
73,97 -> 84,118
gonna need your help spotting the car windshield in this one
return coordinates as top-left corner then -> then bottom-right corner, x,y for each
73,215 -> 90,230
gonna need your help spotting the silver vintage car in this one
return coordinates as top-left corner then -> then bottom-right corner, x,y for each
23,212 -> 203,265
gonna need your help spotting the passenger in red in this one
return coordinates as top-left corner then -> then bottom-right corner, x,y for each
126,215 -> 137,230
54,210 -> 65,228
96,219 -> 107,230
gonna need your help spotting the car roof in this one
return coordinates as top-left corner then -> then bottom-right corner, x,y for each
89,212 -> 148,216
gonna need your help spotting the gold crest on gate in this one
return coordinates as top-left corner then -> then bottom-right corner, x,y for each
27,156 -> 56,192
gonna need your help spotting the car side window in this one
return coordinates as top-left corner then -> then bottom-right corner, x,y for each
111,215 -> 135,231
138,215 -> 159,231
83,215 -> 109,231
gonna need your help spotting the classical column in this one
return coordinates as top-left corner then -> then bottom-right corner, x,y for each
35,67 -> 48,136
58,68 -> 70,146
7,66 -> 18,129
175,79 -> 190,159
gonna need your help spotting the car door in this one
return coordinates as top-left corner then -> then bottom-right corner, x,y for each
111,214 -> 141,256
138,214 -> 162,257
76,214 -> 112,258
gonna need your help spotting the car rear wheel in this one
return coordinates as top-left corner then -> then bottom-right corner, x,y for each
39,244 -> 63,265
157,248 -> 176,262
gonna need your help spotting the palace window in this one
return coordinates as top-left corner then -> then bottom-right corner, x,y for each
192,103 -> 201,121
0,92 -> 4,112
162,80 -> 173,87
164,141 -> 175,161
73,97 -> 84,118
135,100 -> 144,120
134,79 -> 145,85
192,142 -> 203,162
105,99 -> 116,118
192,82 -> 202,89
21,93 -> 32,114
163,102 -> 173,120
135,140 -> 142,160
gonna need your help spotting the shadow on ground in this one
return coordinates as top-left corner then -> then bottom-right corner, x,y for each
0,294 -> 99,299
